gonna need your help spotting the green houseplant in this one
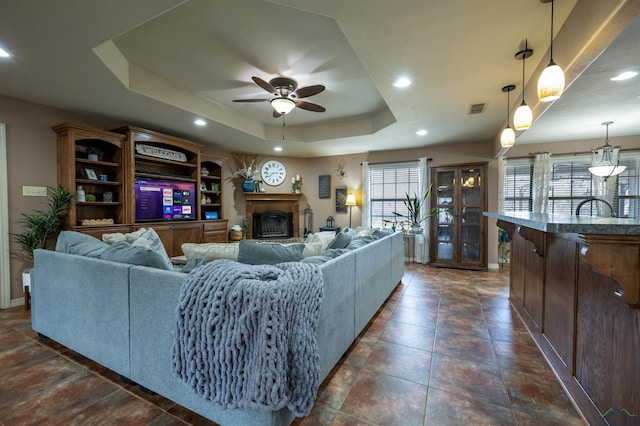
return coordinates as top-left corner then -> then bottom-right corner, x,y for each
387,186 -> 437,230
11,185 -> 74,261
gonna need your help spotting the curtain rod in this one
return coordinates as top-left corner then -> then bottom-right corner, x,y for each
360,158 -> 432,166
506,149 -> 640,161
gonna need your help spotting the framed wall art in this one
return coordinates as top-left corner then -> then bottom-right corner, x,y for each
335,186 -> 347,213
318,175 -> 331,199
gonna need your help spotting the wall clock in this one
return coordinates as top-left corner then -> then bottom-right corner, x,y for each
261,160 -> 287,186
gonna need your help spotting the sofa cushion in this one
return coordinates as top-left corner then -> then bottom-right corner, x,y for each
300,248 -> 351,264
346,235 -> 375,250
129,228 -> 173,270
102,227 -> 148,244
306,231 -> 338,252
302,241 -> 323,258
182,242 -> 240,262
101,241 -> 171,270
372,228 -> 394,239
237,240 -> 305,265
329,232 -> 352,249
55,231 -> 109,258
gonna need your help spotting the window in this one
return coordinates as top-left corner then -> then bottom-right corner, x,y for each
503,153 -> 640,219
503,160 -> 532,212
368,162 -> 420,228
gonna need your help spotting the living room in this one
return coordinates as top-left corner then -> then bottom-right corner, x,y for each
1,1 -> 640,424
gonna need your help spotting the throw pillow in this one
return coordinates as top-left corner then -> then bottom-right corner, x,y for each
101,241 -> 171,270
181,242 -> 240,262
237,240 -> 305,265
329,232 -> 352,249
309,231 -> 337,252
130,228 -> 172,270
55,231 -> 109,258
372,228 -> 394,239
300,248 -> 350,264
302,241 -> 323,258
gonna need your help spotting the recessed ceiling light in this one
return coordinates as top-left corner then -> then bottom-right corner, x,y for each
194,119 -> 206,126
0,48 -> 10,58
416,129 -> 428,136
274,146 -> 283,152
393,77 -> 411,88
610,71 -> 638,81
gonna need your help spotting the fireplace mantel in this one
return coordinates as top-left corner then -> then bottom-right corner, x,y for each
245,193 -> 303,238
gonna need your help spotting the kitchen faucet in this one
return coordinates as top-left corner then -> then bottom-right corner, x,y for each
575,197 -> 616,217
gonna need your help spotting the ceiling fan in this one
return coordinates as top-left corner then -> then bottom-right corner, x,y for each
233,76 -> 326,117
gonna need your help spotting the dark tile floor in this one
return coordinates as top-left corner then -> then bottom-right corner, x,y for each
0,264 -> 585,425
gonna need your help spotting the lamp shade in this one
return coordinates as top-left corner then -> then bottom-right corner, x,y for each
500,127 -> 515,147
588,121 -> 626,179
345,193 -> 357,206
537,62 -> 565,102
270,98 -> 296,115
513,102 -> 532,130
588,164 -> 626,177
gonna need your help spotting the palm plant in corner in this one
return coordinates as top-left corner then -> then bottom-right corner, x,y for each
11,185 -> 73,262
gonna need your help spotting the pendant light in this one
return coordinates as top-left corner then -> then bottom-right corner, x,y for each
588,121 -> 626,180
514,41 -> 533,131
500,85 -> 516,148
537,0 -> 565,102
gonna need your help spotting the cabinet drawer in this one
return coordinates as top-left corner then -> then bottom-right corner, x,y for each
203,220 -> 228,232
203,231 -> 228,243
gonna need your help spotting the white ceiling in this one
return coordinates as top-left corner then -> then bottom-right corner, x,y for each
0,0 -> 638,158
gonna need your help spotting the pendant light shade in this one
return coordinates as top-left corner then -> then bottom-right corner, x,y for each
588,121 -> 626,179
500,85 -> 516,148
537,0 -> 565,102
514,42 -> 533,131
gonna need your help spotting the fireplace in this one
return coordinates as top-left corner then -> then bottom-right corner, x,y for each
245,193 -> 302,239
252,211 -> 293,239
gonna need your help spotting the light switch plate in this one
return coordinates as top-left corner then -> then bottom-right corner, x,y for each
22,186 -> 48,196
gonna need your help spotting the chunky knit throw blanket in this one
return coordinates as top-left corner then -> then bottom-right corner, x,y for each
172,259 -> 324,417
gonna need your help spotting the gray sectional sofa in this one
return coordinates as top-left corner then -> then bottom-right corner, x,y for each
31,230 -> 404,425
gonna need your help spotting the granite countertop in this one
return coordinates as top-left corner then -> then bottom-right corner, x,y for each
484,211 -> 640,235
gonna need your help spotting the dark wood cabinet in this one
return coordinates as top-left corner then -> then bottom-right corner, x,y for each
430,163 -> 487,269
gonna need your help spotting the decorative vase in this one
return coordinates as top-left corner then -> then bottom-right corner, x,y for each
88,153 -> 99,161
242,179 -> 256,193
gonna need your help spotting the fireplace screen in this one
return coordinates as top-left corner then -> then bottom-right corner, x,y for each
252,211 -> 293,239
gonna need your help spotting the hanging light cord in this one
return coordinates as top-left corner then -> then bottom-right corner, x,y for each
282,115 -> 286,140
549,0 -> 555,63
522,39 -> 528,104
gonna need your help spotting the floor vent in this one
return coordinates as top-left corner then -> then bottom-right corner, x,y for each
469,103 -> 486,114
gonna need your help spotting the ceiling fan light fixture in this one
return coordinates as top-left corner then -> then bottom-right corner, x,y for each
588,121 -> 626,179
270,98 -> 296,115
537,0 -> 565,102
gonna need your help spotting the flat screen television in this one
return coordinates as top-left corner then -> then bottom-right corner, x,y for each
134,178 -> 196,222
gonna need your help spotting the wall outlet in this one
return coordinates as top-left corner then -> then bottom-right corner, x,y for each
22,186 -> 48,197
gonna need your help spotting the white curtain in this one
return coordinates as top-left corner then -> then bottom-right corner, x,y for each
417,157 -> 429,263
361,161 -> 371,227
498,157 -> 506,212
532,153 -> 551,214
591,147 -> 620,217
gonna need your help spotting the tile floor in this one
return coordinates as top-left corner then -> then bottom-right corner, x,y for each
0,264 -> 585,425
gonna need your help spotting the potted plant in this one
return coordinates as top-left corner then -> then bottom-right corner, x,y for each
10,185 -> 73,293
386,186 -> 437,231
231,153 -> 261,192
239,216 -> 249,239
87,146 -> 101,161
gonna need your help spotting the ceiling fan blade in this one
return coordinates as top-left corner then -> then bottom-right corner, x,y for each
232,98 -> 270,103
293,84 -> 325,99
295,100 -> 326,112
252,76 -> 277,95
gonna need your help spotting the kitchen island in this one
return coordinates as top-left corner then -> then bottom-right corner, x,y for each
485,212 -> 639,425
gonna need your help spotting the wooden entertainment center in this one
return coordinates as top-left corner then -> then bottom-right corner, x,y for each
53,123 -> 228,256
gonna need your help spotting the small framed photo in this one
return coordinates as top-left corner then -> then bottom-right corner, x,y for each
84,168 -> 97,180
